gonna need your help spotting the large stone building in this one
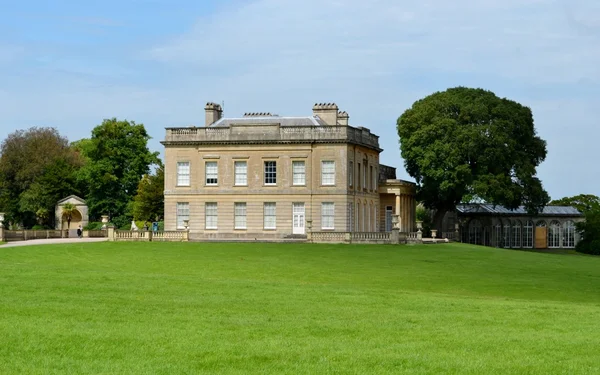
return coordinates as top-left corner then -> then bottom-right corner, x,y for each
162,102 -> 416,240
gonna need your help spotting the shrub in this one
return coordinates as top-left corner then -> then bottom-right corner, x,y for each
31,225 -> 51,230
84,222 -> 104,230
576,209 -> 600,255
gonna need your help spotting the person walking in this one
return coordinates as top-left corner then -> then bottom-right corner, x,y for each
77,225 -> 82,239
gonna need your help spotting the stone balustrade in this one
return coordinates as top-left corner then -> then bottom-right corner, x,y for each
164,125 -> 380,150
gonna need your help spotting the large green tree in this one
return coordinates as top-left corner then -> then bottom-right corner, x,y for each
397,87 -> 549,230
77,118 -> 160,227
0,127 -> 82,228
131,165 -> 164,223
549,194 -> 600,214
550,194 -> 600,255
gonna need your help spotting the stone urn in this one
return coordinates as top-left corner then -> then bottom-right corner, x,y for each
101,215 -> 109,229
431,229 -> 437,239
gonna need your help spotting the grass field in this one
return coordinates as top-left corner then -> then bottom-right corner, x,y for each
1,242 -> 599,374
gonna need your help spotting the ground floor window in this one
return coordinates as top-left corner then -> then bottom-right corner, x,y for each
512,220 -> 522,248
234,202 -> 247,229
503,223 -> 511,248
263,203 -> 276,229
548,220 -> 561,248
205,202 -> 217,229
562,220 -> 575,248
523,220 -> 533,248
176,202 -> 189,229
322,202 -> 334,230
469,220 -> 482,245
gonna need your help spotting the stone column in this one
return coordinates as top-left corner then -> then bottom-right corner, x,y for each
306,220 -> 313,242
395,194 -> 402,232
107,225 -> 115,242
0,226 -> 4,242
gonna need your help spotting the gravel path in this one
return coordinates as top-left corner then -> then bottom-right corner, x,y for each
1,237 -> 108,248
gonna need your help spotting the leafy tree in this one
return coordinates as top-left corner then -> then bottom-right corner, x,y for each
132,165 -> 164,223
549,194 -> 600,214
551,194 -> 600,255
77,118 -> 160,225
575,209 -> 600,255
61,203 -> 76,234
397,87 -> 549,230
0,127 -> 82,228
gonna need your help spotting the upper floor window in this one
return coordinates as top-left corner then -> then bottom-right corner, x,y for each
357,163 -> 361,189
177,162 -> 190,186
205,161 -> 218,185
264,161 -> 277,185
349,161 -> 354,187
292,161 -> 305,185
369,165 -> 373,190
321,161 -> 335,185
363,162 -> 367,190
234,161 -> 247,186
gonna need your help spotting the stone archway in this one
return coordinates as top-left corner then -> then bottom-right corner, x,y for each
55,195 -> 89,237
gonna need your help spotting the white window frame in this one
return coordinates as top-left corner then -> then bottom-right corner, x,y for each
263,202 -> 276,229
176,162 -> 190,186
205,202 -> 217,229
205,161 -> 218,186
349,161 -> 354,187
292,161 -> 305,186
321,160 -> 335,186
264,161 -> 277,185
176,202 -> 189,229
321,202 -> 335,230
234,161 -> 247,186
234,202 -> 247,229
562,221 -> 575,248
523,221 -> 534,248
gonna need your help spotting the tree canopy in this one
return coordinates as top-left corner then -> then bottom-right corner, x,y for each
549,194 -> 600,214
0,127 -> 83,228
397,87 -> 549,229
551,194 -> 600,255
131,165 -> 164,223
77,118 -> 160,228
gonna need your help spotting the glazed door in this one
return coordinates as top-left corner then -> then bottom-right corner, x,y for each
292,203 -> 305,235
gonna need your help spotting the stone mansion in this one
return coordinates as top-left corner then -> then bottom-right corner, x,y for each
162,102 -> 417,240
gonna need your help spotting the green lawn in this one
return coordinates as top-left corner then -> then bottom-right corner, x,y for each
1,242 -> 599,374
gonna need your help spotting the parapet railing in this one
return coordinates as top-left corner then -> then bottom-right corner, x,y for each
110,229 -> 188,242
165,125 -> 380,149
3,230 -> 67,242
311,231 -> 393,244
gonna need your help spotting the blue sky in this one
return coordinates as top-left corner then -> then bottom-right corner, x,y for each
1,0 -> 598,200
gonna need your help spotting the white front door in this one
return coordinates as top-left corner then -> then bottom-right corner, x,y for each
292,203 -> 305,235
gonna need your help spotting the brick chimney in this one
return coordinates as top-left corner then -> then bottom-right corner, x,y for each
205,102 -> 223,126
337,111 -> 349,125
312,103 -> 339,125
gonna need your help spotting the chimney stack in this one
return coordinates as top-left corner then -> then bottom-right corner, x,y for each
337,111 -> 349,125
312,103 -> 339,125
205,102 -> 223,126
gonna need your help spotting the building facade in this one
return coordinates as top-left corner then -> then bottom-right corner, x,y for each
162,102 -> 416,240
443,204 -> 584,249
